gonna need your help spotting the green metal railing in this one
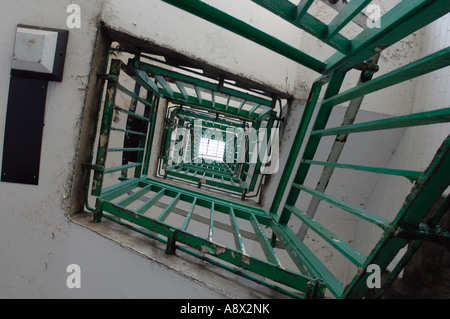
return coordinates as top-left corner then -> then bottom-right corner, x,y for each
87,59 -> 157,197
83,0 -> 450,299
156,97 -> 278,198
94,177 -> 327,298
85,53 -> 311,296
269,47 -> 450,298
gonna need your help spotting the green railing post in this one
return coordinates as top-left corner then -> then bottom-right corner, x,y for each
91,59 -> 121,198
269,79 -> 325,215
142,96 -> 159,177
278,71 -> 345,225
134,90 -> 154,178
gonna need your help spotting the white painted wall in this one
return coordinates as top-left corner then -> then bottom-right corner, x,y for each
0,0 -> 104,297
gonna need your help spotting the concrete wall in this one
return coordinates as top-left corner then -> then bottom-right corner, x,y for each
0,0 -> 104,298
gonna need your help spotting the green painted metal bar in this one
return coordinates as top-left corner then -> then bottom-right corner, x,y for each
133,69 -> 160,94
237,99 -> 246,112
155,75 -> 174,97
393,135 -> 450,227
240,121 -> 261,184
326,0 -> 373,40
250,214 -> 280,266
250,0 -> 351,53
298,54 -> 380,239
140,178 -> 269,221
186,118 -> 233,131
127,80 -> 142,120
295,0 -> 315,22
99,177 -> 137,195
99,198 -> 316,297
312,108 -> 450,137
99,209 -> 306,299
91,59 -> 121,197
107,147 -> 145,152
104,163 -> 142,174
132,60 -> 273,107
279,74 -> 346,225
249,117 -> 275,191
343,134 -> 450,298
179,247 -> 311,300
271,221 -> 344,298
182,198 -> 197,231
100,178 -> 140,201
165,170 -> 244,193
142,96 -> 159,176
229,207 -> 245,253
303,159 -> 423,182
225,95 -> 231,110
278,71 -> 345,225
114,106 -> 150,122
323,47 -> 450,109
248,103 -> 261,115
162,112 -> 174,166
396,223 -> 450,244
87,3 -> 450,299
161,0 -> 326,74
177,163 -> 234,177
175,81 -> 189,100
157,193 -> 181,222
111,127 -> 147,137
325,0 -> 450,74
292,182 -> 391,229
116,184 -> 153,208
372,195 -> 450,299
320,0 -> 371,29
117,83 -> 152,107
168,89 -> 256,120
127,64 -> 143,115
136,189 -> 165,215
269,79 -> 325,215
285,204 -> 366,267
134,91 -> 153,178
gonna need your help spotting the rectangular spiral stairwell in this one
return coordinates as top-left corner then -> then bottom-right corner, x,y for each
83,0 -> 450,298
